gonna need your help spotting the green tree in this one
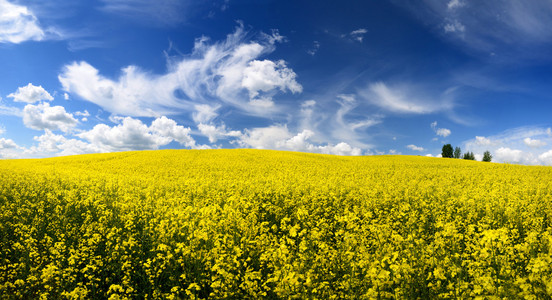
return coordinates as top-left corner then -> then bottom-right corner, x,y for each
463,151 -> 475,160
482,150 -> 492,162
442,144 -> 453,158
454,147 -> 461,159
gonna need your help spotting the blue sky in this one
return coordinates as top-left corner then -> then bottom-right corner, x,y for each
1,0 -> 552,164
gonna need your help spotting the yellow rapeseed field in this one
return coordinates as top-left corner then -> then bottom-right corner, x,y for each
1,149 -> 552,299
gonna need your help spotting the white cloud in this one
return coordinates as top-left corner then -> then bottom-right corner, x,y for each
197,123 -> 240,143
547,128 -> 552,137
150,116 -> 197,148
539,150 -> 552,165
302,100 -> 316,108
306,41 -> 320,56
248,97 -> 275,109
29,130 -> 100,156
23,103 -> 78,132
242,59 -> 302,99
350,28 -> 368,42
494,147 -> 525,164
238,125 -> 362,155
447,0 -> 464,10
475,136 -> 492,145
59,25 -> 301,118
299,100 -> 317,131
444,20 -> 465,33
360,82 -> 448,114
63,93 -> 69,100
329,94 -> 380,149
25,116 -> 209,157
407,144 -> 425,151
238,125 -> 290,150
400,0 -> 552,59
7,83 -> 53,103
436,128 -> 451,137
0,104 -> 21,116
431,121 -> 451,137
59,62 -> 182,117
462,126 -> 552,165
74,110 -> 90,117
0,0 -> 44,43
78,116 -> 205,152
99,0 -> 188,26
192,104 -> 219,124
336,94 -> 381,131
0,137 -> 20,158
350,119 -> 381,130
0,137 -> 16,149
524,137 -> 546,148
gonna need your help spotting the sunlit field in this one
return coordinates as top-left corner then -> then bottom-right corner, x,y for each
1,149 -> 552,299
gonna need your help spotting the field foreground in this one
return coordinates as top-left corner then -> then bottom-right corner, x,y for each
1,149 -> 552,299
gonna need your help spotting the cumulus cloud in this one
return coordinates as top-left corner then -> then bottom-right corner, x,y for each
24,116 -> 209,157
150,116 -> 197,148
237,125 -> 362,155
524,137 -> 546,148
407,144 -> 425,152
59,24 -> 301,118
7,83 -> 53,103
74,110 -> 90,122
462,126 -> 552,165
77,116 -> 205,152
431,121 -> 451,137
0,0 -> 44,43
29,130 -> 100,156
241,59 -> 302,99
494,147 -> 525,164
0,137 -> 16,149
359,82 -> 450,114
23,103 -> 78,132
0,137 -> 20,158
539,150 -> 552,165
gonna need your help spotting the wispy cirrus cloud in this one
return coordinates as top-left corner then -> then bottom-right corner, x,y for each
397,0 -> 552,59
59,24 -> 302,118
99,0 -> 189,26
358,81 -> 453,114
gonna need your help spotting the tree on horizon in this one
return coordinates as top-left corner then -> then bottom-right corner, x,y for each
442,144 -> 453,158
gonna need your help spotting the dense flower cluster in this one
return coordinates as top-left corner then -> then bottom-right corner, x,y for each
1,149 -> 552,299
